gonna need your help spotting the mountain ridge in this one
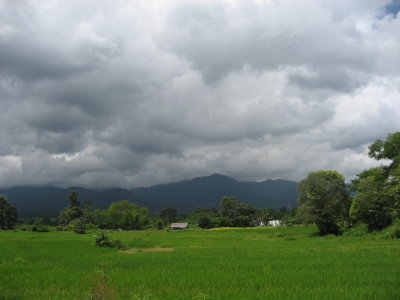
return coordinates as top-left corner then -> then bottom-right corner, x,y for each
0,174 -> 298,217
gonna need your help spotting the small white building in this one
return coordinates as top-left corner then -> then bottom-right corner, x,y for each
170,223 -> 188,230
268,220 -> 281,227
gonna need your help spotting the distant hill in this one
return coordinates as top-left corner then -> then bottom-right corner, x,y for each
0,187 -> 140,217
132,174 -> 298,212
0,174 -> 298,217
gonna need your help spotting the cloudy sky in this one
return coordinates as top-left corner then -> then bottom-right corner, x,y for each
0,0 -> 399,188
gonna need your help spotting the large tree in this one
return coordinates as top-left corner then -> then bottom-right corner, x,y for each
58,191 -> 93,230
95,200 -> 150,230
58,191 -> 82,225
0,195 -> 18,230
297,170 -> 350,235
160,207 -> 178,225
351,132 -> 400,230
219,196 -> 256,227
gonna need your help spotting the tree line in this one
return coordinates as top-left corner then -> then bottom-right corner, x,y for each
1,132 -> 399,236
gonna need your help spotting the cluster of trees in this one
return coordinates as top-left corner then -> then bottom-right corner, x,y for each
93,200 -> 150,230
188,197 -> 295,229
350,132 -> 400,231
296,132 -> 400,235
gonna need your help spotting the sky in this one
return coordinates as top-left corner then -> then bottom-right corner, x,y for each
0,0 -> 399,188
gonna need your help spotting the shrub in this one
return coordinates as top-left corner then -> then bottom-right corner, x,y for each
70,218 -> 86,234
381,222 -> 400,239
94,232 -> 126,249
95,232 -> 114,247
343,224 -> 369,237
112,239 -> 126,250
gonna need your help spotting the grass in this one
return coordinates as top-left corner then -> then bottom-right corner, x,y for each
0,226 -> 399,299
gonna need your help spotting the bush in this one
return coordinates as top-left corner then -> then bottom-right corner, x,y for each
343,224 -> 369,237
95,232 -> 114,247
94,232 -> 126,249
112,239 -> 127,250
381,222 -> 400,239
70,218 -> 86,234
30,225 -> 50,232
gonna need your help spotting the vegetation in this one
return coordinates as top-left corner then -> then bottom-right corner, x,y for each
160,207 -> 178,225
0,226 -> 399,299
218,196 -> 256,227
297,170 -> 350,235
94,200 -> 150,230
351,132 -> 400,231
0,195 -> 18,230
94,232 -> 126,249
58,191 -> 94,233
198,216 -> 212,229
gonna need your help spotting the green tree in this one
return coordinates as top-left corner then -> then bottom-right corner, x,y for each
160,207 -> 177,225
81,201 -> 94,224
351,132 -> 400,230
0,195 -> 18,230
198,216 -> 212,229
58,192 -> 94,233
58,191 -> 83,225
106,200 -> 149,230
188,207 -> 218,226
219,196 -> 256,227
297,170 -> 350,235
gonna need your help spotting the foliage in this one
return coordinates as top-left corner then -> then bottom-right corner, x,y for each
342,224 -> 369,237
198,216 -> 212,229
188,207 -> 218,227
94,232 -> 114,247
218,196 -> 256,227
297,170 -> 350,235
94,200 -> 150,230
156,220 -> 164,230
160,207 -> 177,224
58,191 -> 94,230
0,195 -> 18,230
382,222 -> 400,239
94,232 -> 126,250
351,132 -> 400,231
70,218 -> 88,234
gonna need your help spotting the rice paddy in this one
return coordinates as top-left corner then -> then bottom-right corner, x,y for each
0,226 -> 399,299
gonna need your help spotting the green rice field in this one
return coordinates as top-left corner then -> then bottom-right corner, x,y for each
0,226 -> 399,300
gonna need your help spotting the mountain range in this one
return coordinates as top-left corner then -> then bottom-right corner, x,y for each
0,174 -> 298,217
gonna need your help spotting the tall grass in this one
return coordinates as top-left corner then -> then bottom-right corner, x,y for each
0,226 -> 399,299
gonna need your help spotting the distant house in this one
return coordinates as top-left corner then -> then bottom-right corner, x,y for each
170,223 -> 188,230
268,220 -> 281,227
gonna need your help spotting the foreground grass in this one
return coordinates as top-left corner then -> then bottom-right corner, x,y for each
0,226 -> 399,299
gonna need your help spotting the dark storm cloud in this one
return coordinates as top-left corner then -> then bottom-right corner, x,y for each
0,0 -> 399,188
